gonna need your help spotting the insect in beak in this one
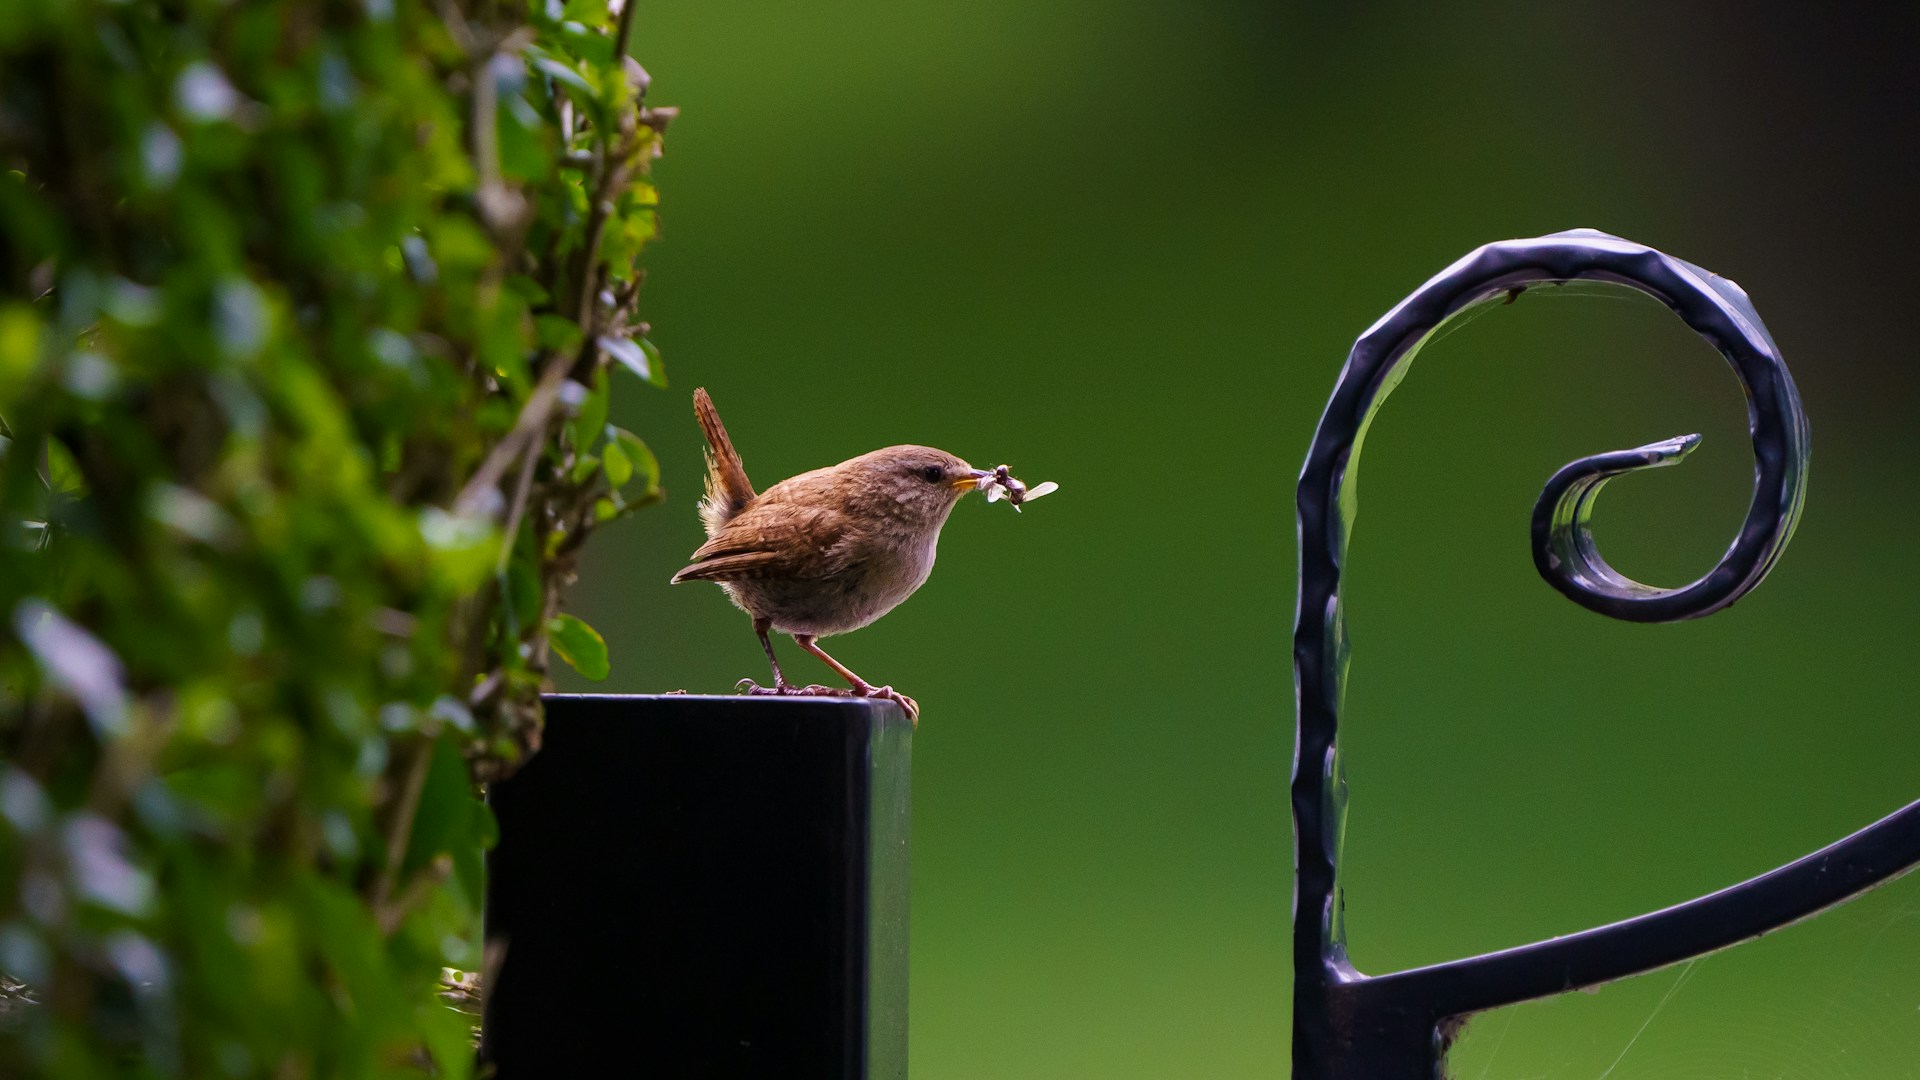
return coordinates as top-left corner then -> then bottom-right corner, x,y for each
976,465 -> 1058,511
950,469 -> 992,492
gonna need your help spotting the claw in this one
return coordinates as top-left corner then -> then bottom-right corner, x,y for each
857,684 -> 919,725
736,679 -> 861,700
736,678 -> 919,724
737,679 -> 818,697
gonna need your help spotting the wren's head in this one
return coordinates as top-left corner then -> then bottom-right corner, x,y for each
835,445 -> 992,535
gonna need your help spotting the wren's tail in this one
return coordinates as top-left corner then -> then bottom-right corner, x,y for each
693,388 -> 756,534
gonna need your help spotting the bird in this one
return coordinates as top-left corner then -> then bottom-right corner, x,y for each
669,388 -> 992,722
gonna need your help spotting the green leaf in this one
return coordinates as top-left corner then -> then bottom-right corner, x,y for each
496,91 -> 551,182
608,426 -> 659,489
0,304 -> 40,393
44,437 -> 87,495
560,21 -> 616,68
504,275 -> 551,306
529,54 -> 598,106
403,736 -> 478,879
602,440 -> 632,487
637,336 -> 666,387
420,508 -> 499,594
505,557 -> 542,634
536,314 -> 581,352
598,334 -> 662,384
547,613 -> 609,680
566,367 -> 608,451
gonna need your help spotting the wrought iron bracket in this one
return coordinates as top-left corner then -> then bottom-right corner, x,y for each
1291,230 -> 1915,1077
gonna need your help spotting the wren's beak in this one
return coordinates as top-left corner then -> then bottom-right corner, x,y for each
950,469 -> 992,492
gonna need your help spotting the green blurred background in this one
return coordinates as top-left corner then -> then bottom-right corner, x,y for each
559,4 -> 1920,1076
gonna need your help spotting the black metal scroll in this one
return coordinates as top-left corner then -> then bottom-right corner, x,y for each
1291,230 -> 1916,1077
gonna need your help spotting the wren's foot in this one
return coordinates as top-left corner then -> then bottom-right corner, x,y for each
737,678 -> 919,723
851,683 -> 920,725
736,679 -> 854,699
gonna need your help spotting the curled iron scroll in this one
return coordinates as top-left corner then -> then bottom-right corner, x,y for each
1291,230 -> 1915,1078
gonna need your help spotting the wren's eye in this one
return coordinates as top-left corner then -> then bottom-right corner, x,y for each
919,465 -> 944,484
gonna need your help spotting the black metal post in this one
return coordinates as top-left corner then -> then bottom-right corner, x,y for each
480,693 -> 912,1079
1290,230 -> 1920,1077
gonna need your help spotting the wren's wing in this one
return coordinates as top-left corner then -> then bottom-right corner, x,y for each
669,502 -> 849,584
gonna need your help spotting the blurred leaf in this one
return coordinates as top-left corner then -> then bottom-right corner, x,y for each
602,439 -> 632,487
42,437 -> 86,495
0,304 -> 41,393
636,336 -> 666,387
561,24 -> 616,69
421,508 -> 499,593
505,275 -> 551,306
536,313 -> 582,352
567,367 -> 609,451
598,334 -> 657,384
405,737 -> 480,883
529,53 -> 598,107
506,556 -> 542,632
14,599 -> 127,739
609,426 -> 659,490
546,612 -> 608,680
562,0 -> 611,22
497,93 -> 552,182
62,815 -> 153,917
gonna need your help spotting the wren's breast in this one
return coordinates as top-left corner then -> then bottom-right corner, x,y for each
730,535 -> 938,638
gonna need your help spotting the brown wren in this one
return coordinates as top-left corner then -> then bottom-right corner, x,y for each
670,388 -> 995,721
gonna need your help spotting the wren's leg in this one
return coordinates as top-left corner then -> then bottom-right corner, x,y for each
755,620 -> 790,687
793,635 -> 920,723
739,619 -> 795,695
739,620 -> 841,698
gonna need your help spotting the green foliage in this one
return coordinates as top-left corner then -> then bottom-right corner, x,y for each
0,1 -> 668,1075
545,614 -> 608,682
